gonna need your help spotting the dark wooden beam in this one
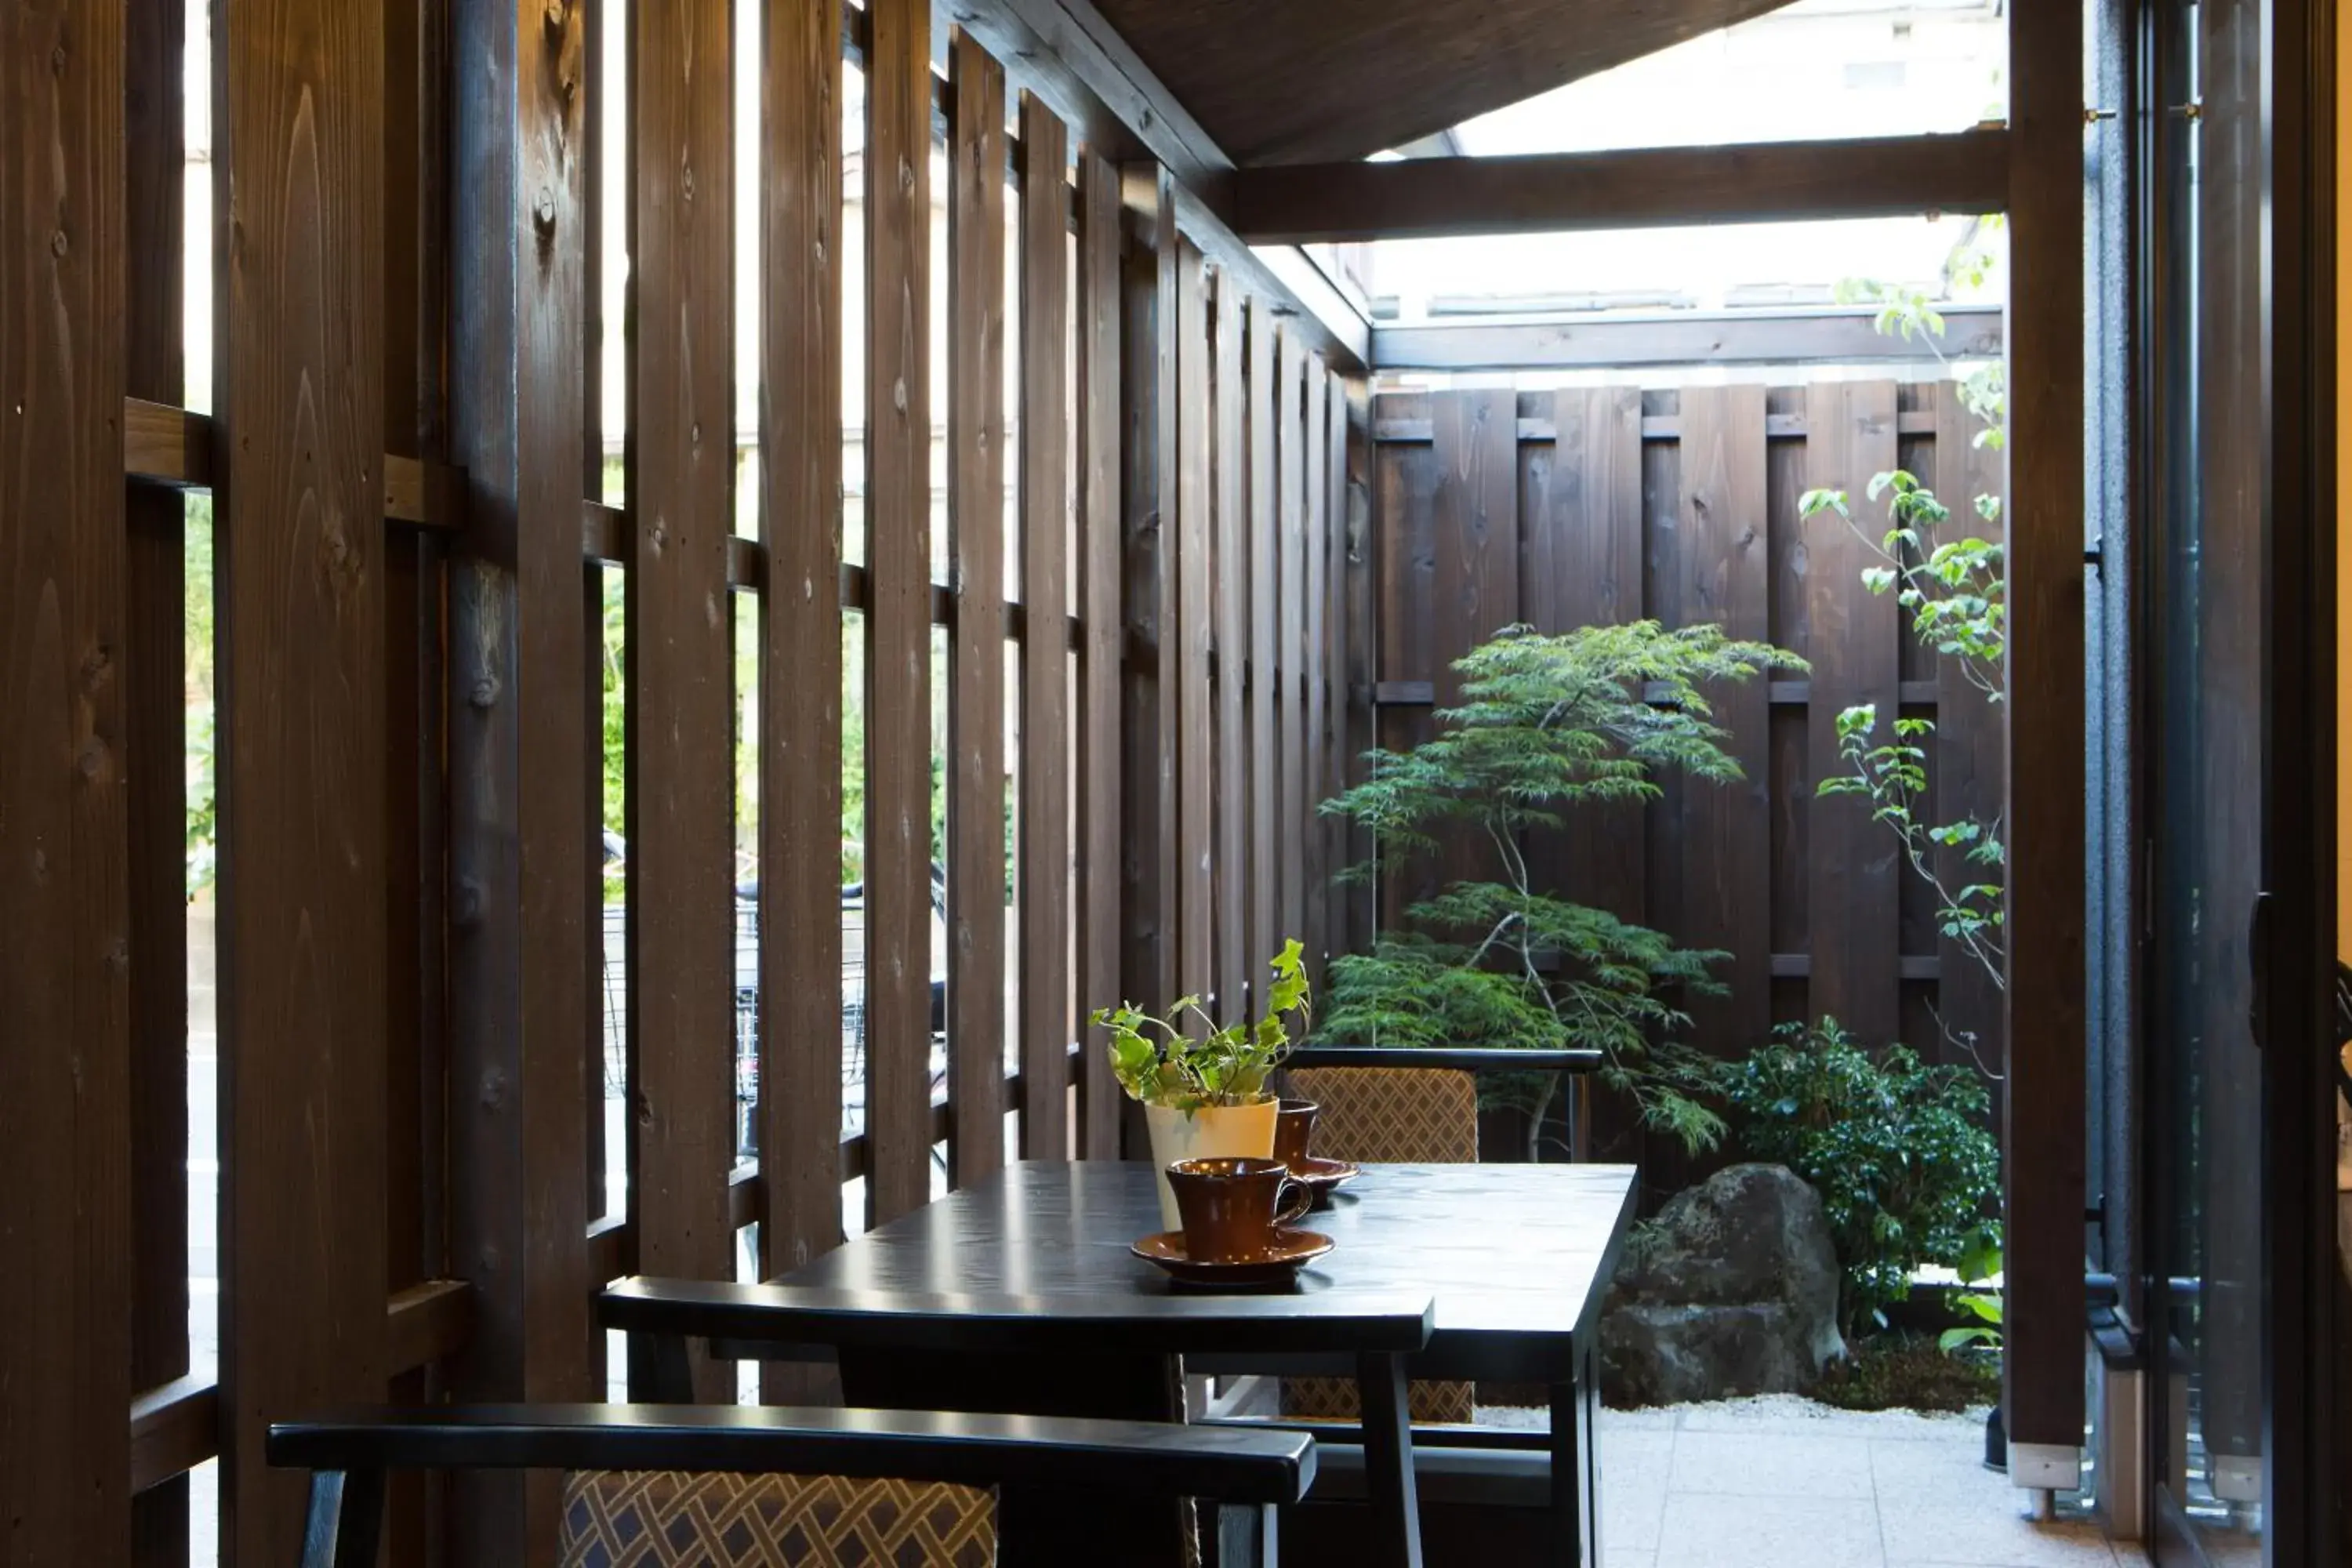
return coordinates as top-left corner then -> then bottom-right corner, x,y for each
2000,0 -> 2085,1475
1374,305 -> 2002,372
1231,131 -> 2011,245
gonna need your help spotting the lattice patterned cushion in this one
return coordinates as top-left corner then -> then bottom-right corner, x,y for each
558,1469 -> 997,1567
1283,1067 -> 1478,1164
1279,1371 -> 1477,1426
1279,1065 -> 1479,1425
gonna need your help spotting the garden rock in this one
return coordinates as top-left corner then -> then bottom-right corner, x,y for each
1599,1163 -> 1845,1405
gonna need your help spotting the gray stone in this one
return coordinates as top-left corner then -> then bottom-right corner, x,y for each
1599,1163 -> 1846,1406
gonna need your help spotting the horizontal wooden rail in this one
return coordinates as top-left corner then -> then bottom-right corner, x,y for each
1231,129 -> 2013,245
1370,678 -> 1942,709
1772,953 -> 1942,982
1373,410 -> 1942,444
123,397 -> 466,530
129,1279 -> 480,1494
1373,304 -> 2004,372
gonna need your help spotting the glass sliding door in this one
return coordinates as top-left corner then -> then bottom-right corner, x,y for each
2141,0 -> 2336,1561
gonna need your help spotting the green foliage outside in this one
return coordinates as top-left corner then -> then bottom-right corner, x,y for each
1803,224 -> 2009,997
185,495 -> 218,895
1705,1018 -> 2001,1336
1317,621 -> 1795,1156
1094,940 -> 1311,1111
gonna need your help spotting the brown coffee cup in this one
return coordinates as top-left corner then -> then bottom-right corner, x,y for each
1273,1098 -> 1319,1172
1165,1156 -> 1313,1264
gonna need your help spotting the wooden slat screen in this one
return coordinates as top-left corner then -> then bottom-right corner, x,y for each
1371,384 -> 2005,1189
9,2 -> 1369,1556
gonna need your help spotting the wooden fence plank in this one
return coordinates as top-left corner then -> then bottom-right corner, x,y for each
760,0 -> 847,1330
1663,385 -> 1772,1067
0,0 -> 132,1557
1301,358 -> 1331,975
1428,387 -> 1519,897
1247,300 -> 1280,1010
1073,151 -> 1122,1157
1176,243 -> 1215,1001
125,0 -> 190,1557
1930,383 -> 2006,1082
1211,274 -> 1248,1018
946,31 -> 1008,1191
1276,332 -> 1309,946
1120,165 -> 1177,1026
211,0 -> 391,1554
627,0 -> 735,1389
1017,96 -> 1073,1161
1801,380 -> 1902,1048
864,0 -> 937,1225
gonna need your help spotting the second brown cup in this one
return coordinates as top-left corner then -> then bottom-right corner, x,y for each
1165,1156 -> 1312,1264
1273,1098 -> 1319,1172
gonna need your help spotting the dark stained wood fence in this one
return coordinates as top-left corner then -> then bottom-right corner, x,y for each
2,2 -> 1359,1559
1371,384 -> 2006,1188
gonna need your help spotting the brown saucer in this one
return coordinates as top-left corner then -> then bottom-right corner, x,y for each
1285,1156 -> 1361,1206
1131,1226 -> 1334,1288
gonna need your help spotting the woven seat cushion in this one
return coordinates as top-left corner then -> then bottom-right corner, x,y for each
559,1469 -> 996,1567
1280,1065 -> 1479,1425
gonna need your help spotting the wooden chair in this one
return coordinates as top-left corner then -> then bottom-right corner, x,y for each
1276,1046 -> 1599,1428
268,1403 -> 1314,1568
603,1279 -> 1436,1568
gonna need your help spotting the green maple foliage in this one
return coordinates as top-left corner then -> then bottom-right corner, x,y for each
1319,622 -> 1798,1153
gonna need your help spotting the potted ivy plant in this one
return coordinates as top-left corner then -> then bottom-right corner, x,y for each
1093,939 -> 1312,1228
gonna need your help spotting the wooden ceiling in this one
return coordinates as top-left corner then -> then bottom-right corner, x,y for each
1085,0 -> 1796,166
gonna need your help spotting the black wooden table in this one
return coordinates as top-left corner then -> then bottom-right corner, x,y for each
746,1160 -> 1638,1567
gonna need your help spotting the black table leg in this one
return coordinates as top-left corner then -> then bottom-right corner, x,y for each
1354,1351 -> 1422,1568
1548,1363 -> 1599,1566
626,1329 -> 695,1403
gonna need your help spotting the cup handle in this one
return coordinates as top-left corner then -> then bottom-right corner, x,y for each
1274,1177 -> 1313,1228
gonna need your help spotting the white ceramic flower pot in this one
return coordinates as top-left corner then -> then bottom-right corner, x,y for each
1143,1099 -> 1279,1230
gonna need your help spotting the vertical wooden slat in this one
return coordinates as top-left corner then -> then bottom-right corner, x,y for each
1276,333 -> 1308,945
946,31 -> 1007,1190
1801,379 -> 1901,1047
2003,0 -> 2085,1461
1321,369 -> 1351,978
125,0 -> 190,1557
1246,301 -> 1280,1006
0,0 -> 132,1560
1930,385 -> 2006,1080
1340,379 -> 1376,956
1175,243 -> 1214,1002
1017,96 -> 1073,1162
445,0 -> 597,1552
628,0 -> 735,1390
1525,388 -> 1644,918
1120,166 -> 1178,1024
212,0 -> 390,1553
1073,151 -> 1123,1157
1664,386 -> 1771,1070
1428,387 -> 1519,901
1210,274 -> 1249,1018
760,0 -> 846,1319
1301,359 -> 1330,975
863,0 -> 935,1225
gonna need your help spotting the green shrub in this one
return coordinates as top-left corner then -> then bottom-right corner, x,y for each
1711,1017 -> 2000,1334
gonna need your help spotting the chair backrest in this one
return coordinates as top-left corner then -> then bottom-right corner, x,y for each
559,1468 -> 995,1568
1285,1066 -> 1479,1164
